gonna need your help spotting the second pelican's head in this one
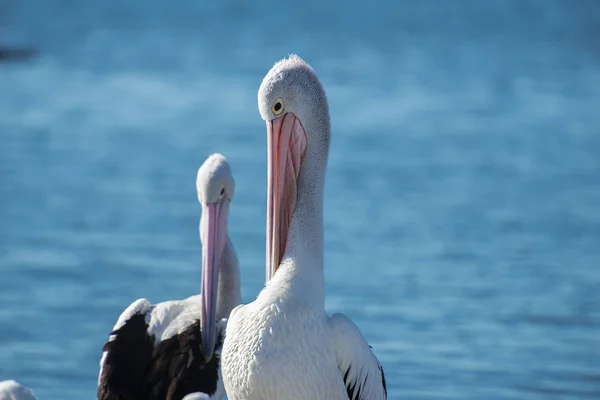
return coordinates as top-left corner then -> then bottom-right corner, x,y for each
196,153 -> 235,362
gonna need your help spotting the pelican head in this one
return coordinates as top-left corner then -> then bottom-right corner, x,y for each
258,54 -> 330,281
196,153 -> 235,362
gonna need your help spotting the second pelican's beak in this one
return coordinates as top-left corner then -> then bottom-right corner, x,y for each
266,112 -> 307,282
200,200 -> 229,362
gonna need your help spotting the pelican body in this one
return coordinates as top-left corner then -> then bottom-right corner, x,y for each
221,56 -> 387,400
98,154 -> 240,400
0,380 -> 37,400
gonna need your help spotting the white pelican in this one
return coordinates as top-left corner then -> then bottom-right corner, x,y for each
221,55 -> 387,399
98,154 -> 241,400
0,380 -> 37,400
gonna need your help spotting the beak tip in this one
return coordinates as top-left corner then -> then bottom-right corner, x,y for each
200,329 -> 216,363
202,348 -> 214,363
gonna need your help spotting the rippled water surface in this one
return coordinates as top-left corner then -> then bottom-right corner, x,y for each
1,1 -> 600,398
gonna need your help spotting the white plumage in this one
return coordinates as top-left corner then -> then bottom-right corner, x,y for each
0,380 -> 36,400
221,55 -> 386,400
182,393 -> 211,400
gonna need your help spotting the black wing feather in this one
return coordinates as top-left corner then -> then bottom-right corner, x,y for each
98,313 -> 223,400
97,313 -> 154,400
144,320 -> 222,399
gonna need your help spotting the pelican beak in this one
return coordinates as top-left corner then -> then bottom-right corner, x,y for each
266,112 -> 307,282
200,200 -> 229,362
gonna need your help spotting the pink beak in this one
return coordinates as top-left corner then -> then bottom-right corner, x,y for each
266,112 -> 307,282
200,200 -> 229,362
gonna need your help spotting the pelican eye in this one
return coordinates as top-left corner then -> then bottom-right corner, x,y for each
271,98 -> 284,115
220,187 -> 225,197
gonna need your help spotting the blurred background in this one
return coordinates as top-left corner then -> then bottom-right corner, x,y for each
1,0 -> 600,398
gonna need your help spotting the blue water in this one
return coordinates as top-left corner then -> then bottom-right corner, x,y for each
1,1 -> 600,398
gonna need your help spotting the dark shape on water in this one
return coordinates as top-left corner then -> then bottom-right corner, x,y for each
0,46 -> 37,62
98,311 -> 222,400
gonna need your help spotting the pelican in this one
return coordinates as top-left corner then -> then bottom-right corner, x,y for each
98,154 -> 240,400
0,380 -> 37,400
221,55 -> 387,400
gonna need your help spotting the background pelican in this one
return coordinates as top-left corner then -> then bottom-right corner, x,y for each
221,55 -> 387,400
97,154 -> 240,400
0,380 -> 37,400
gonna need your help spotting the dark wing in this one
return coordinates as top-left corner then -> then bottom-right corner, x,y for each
97,309 -> 154,400
97,298 -> 223,400
329,313 -> 387,400
143,320 -> 223,400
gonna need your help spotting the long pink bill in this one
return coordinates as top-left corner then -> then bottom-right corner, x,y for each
266,112 -> 307,282
200,200 -> 229,362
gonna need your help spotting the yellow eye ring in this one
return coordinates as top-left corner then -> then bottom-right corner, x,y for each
271,97 -> 284,115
